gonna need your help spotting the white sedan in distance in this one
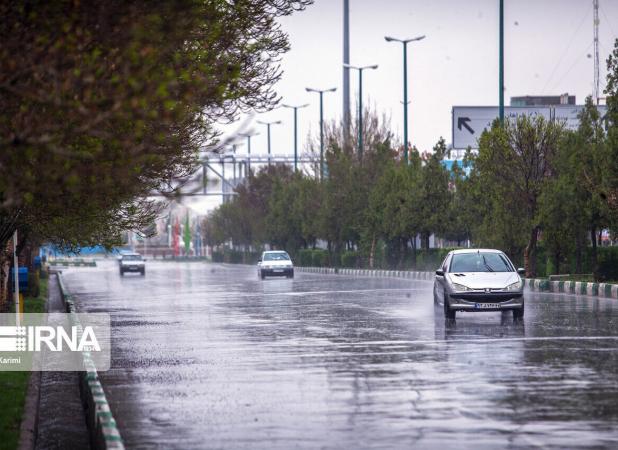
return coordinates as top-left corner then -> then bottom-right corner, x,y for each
257,251 -> 294,279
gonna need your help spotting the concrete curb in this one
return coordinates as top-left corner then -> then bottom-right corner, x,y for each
296,266 -> 434,281
297,267 -> 618,299
57,273 -> 125,450
523,278 -> 618,299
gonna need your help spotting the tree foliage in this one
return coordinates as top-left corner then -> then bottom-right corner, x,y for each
0,0 -> 311,251
204,39 -> 618,281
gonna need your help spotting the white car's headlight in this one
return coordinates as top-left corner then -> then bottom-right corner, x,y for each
506,280 -> 523,291
451,282 -> 472,292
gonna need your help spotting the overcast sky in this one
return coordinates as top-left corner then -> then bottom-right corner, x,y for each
219,0 -> 618,158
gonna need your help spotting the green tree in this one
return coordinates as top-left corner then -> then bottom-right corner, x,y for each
541,97 -> 608,277
476,115 -> 564,277
0,0 -> 311,252
417,138 -> 452,249
602,38 -> 618,225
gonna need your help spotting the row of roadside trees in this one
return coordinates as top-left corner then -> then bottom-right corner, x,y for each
0,0 -> 312,306
204,39 -> 618,280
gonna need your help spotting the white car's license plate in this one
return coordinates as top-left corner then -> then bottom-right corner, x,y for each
273,269 -> 284,273
475,303 -> 500,309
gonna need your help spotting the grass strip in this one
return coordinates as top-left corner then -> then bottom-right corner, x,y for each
0,277 -> 48,450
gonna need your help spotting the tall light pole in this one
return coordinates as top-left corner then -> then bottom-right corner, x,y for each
306,87 -> 336,180
343,0 -> 351,136
499,0 -> 504,123
257,120 -> 282,166
385,34 -> 425,164
240,132 -> 259,173
282,103 -> 309,172
343,63 -> 378,160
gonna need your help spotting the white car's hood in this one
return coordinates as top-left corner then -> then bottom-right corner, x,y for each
447,272 -> 519,289
261,260 -> 292,267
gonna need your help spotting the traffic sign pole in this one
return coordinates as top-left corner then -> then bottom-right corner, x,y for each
13,230 -> 20,326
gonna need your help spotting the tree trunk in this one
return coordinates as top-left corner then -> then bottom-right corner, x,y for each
421,233 -> 430,250
575,233 -> 583,273
369,235 -> 375,269
410,238 -> 417,269
524,227 -> 539,278
398,238 -> 405,269
554,251 -> 560,275
591,226 -> 598,281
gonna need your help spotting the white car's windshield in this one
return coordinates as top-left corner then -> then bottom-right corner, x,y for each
263,252 -> 290,261
122,255 -> 142,261
450,252 -> 513,273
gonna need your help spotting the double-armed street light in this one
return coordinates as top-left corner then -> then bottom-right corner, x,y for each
343,63 -> 378,160
239,131 -> 259,173
384,34 -> 425,164
282,103 -> 309,172
257,120 -> 282,166
305,87 -> 337,180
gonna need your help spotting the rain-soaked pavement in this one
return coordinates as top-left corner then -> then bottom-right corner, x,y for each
62,260 -> 618,449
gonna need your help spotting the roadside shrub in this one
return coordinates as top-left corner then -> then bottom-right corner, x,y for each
224,250 -> 243,264
341,251 -> 360,268
212,251 -> 224,262
415,248 -> 453,271
597,246 -> 618,281
297,249 -> 313,267
312,249 -> 330,267
242,251 -> 261,264
27,271 -> 40,298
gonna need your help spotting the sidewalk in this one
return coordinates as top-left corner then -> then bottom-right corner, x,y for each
33,275 -> 90,450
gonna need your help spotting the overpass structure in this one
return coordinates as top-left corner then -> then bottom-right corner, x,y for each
188,152 -> 320,203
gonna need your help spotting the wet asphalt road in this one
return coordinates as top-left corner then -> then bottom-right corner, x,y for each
63,260 -> 618,449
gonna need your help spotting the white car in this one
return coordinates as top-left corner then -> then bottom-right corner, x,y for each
257,251 -> 294,279
118,253 -> 146,276
434,249 -> 525,320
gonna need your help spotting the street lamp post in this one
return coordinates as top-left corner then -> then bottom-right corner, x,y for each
240,132 -> 259,173
306,87 -> 336,180
343,63 -> 378,160
499,0 -> 504,124
282,103 -> 309,172
385,34 -> 425,164
257,120 -> 282,166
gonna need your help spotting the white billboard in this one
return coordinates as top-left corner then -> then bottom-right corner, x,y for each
452,105 -> 608,149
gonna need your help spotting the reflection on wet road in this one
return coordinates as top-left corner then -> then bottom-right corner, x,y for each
63,260 -> 618,449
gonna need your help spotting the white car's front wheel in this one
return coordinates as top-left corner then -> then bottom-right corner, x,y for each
513,301 -> 524,320
443,291 -> 456,320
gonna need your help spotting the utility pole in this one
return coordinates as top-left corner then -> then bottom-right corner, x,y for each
306,87 -> 337,180
343,0 -> 351,140
13,230 -> 20,326
343,64 -> 378,161
240,132 -> 259,174
593,0 -> 600,105
257,120 -> 282,166
385,35 -> 425,164
499,0 -> 505,123
282,103 -> 309,172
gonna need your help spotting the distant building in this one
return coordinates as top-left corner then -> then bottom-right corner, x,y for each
510,93 -> 575,106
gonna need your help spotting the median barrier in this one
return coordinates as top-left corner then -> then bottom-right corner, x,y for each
296,267 -> 618,300
57,273 -> 124,450
523,277 -> 618,299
